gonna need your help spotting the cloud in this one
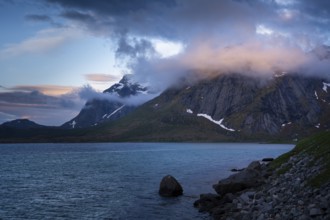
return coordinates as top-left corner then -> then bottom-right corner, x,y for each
10,85 -> 77,96
24,13 -> 63,27
85,74 -> 119,82
60,10 -> 95,23
79,85 -> 159,106
0,111 -> 17,124
115,36 -> 156,60
25,14 -> 52,22
39,0 -> 330,90
0,27 -> 81,58
0,88 -> 85,125
46,0 -> 176,16
0,83 -> 158,125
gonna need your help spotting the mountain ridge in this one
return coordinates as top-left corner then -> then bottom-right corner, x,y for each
0,73 -> 329,143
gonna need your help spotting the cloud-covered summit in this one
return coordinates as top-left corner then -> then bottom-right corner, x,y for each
1,0 -> 330,126
38,0 -> 330,90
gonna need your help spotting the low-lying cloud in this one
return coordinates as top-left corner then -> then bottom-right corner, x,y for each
0,84 -> 159,125
0,89 -> 84,125
79,85 -> 159,106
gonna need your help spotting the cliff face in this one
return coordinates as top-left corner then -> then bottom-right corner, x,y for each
93,73 -> 330,141
180,74 -> 327,135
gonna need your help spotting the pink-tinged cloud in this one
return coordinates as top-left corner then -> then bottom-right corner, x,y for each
11,85 -> 78,96
85,73 -> 119,82
0,28 -> 81,58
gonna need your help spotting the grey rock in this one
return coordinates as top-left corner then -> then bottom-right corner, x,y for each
257,213 -> 265,220
159,175 -> 183,197
297,214 -> 310,220
213,168 -> 264,195
309,207 -> 322,217
195,153 -> 330,220
194,193 -> 221,212
247,161 -> 262,171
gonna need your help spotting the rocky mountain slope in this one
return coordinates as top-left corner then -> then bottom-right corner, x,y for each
85,73 -> 330,142
61,75 -> 148,129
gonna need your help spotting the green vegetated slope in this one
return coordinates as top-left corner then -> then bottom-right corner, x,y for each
271,131 -> 330,187
83,92 -> 239,142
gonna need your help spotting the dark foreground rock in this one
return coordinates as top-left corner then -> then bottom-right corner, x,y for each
159,175 -> 183,197
262,157 -> 274,162
213,161 -> 265,195
195,157 -> 330,220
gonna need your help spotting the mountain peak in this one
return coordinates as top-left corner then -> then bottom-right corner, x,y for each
62,74 -> 149,129
103,74 -> 147,97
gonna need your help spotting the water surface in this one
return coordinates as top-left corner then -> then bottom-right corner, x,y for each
0,143 -> 293,219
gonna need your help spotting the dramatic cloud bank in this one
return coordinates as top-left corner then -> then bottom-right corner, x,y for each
39,0 -> 330,91
2,0 -> 330,125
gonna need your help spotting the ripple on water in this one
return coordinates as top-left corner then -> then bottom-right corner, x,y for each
0,142 -> 293,219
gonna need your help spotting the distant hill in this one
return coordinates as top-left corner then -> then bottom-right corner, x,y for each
1,119 -> 45,129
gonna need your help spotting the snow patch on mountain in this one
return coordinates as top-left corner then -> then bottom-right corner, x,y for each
70,120 -> 76,129
274,71 -> 287,78
315,91 -> 319,100
186,109 -> 193,114
323,82 -> 330,92
107,105 -> 125,119
197,113 -> 235,131
281,122 -> 292,127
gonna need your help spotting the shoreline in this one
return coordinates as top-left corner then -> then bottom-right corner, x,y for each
194,133 -> 330,219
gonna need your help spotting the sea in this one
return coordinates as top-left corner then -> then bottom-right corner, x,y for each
0,143 -> 293,219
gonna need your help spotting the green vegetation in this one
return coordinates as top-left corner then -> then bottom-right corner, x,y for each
276,164 -> 293,175
270,131 -> 330,187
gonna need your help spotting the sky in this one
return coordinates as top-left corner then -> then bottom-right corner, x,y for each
0,0 -> 330,125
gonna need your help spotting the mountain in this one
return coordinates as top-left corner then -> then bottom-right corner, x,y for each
1,119 -> 45,129
83,73 -> 330,142
1,73 -> 329,143
61,75 -> 148,129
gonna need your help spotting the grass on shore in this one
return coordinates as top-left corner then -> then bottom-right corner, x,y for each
270,131 -> 330,187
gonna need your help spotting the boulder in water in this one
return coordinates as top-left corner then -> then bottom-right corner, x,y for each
159,175 -> 183,197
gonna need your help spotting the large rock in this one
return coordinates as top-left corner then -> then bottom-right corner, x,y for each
247,161 -> 262,171
193,193 -> 222,212
213,161 -> 265,195
159,175 -> 183,197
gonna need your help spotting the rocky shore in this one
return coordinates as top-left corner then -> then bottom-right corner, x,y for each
194,153 -> 330,220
